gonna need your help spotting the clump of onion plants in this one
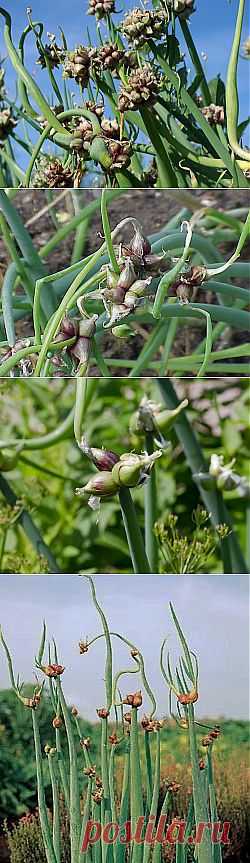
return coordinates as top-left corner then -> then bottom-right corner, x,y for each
0,377 -> 248,574
0,1 -> 249,188
0,189 -> 249,378
1,576 -> 229,863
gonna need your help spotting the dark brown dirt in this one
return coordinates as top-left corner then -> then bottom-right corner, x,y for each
0,189 -> 249,375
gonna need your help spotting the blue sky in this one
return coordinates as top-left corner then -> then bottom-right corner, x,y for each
0,574 -> 249,720
1,0 -> 249,121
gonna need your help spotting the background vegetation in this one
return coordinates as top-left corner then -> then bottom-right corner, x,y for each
0,688 -> 249,862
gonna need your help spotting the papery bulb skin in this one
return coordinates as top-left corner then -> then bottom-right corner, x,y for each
61,316 -> 79,338
129,398 -> 158,436
130,227 -> 151,258
117,258 -> 137,291
109,733 -> 118,745
41,664 -> 65,678
80,439 -> 119,471
79,638 -> 89,654
70,337 -> 90,364
79,316 -> 98,338
106,266 -> 120,290
167,782 -> 181,794
202,735 -> 213,747
75,471 -> 118,498
84,765 -> 96,777
123,690 -> 142,708
130,398 -> 188,437
124,277 -> 152,309
97,707 -> 110,718
88,0 -> 116,20
53,716 -> 63,728
143,253 -> 167,274
177,688 -> 198,705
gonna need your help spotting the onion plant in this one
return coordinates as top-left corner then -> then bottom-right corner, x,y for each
0,189 -> 249,377
0,1 -> 249,189
1,575 -> 230,863
0,377 -> 249,574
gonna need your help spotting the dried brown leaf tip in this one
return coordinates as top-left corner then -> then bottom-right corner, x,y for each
123,690 -> 142,708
